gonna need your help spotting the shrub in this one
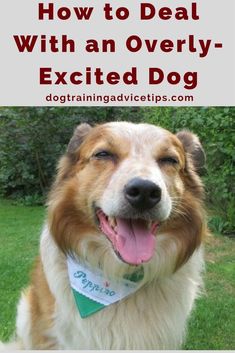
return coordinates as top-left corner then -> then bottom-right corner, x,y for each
143,107 -> 235,235
0,107 -> 141,201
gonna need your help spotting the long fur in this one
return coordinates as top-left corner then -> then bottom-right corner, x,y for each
4,122 -> 207,349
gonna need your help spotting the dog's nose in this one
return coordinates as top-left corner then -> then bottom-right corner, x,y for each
124,178 -> 161,211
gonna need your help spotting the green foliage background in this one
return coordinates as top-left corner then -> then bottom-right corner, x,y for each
0,107 -> 234,235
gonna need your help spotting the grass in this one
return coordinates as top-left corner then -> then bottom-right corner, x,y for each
184,234 -> 235,349
0,199 -> 45,341
0,199 -> 234,349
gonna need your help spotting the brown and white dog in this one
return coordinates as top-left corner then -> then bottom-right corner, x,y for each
13,122 -> 206,349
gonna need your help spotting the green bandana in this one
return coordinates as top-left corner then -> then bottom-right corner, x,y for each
67,256 -> 144,318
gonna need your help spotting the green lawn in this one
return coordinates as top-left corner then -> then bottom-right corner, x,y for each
0,199 -> 45,341
0,199 -> 234,349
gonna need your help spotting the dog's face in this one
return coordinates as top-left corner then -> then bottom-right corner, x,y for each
48,122 -> 206,277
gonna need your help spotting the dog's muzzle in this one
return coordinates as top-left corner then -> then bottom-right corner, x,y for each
124,178 -> 162,211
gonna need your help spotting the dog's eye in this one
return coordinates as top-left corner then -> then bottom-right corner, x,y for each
159,157 -> 178,165
93,151 -> 113,159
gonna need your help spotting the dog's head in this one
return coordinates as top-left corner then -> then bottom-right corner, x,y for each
48,122 -> 206,278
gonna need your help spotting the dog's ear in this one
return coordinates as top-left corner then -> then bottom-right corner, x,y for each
176,130 -> 206,173
67,123 -> 92,154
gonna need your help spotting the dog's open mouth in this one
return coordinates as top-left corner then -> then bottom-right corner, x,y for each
96,209 -> 159,266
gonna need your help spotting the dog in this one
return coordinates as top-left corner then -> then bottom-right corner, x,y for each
12,121 -> 207,349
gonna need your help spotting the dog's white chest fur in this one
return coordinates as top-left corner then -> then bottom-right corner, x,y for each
20,226 -> 204,350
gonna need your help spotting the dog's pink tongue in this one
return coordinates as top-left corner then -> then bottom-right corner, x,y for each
116,218 -> 155,265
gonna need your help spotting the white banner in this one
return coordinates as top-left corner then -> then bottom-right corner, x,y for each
0,0 -> 234,106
